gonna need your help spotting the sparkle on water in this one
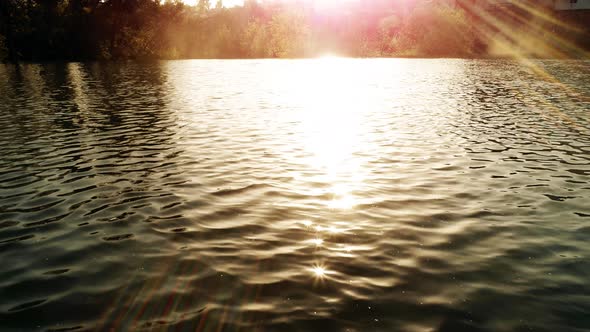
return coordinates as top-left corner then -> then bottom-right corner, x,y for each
310,265 -> 328,278
307,238 -> 324,246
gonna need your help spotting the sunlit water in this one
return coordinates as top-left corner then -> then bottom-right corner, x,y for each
0,59 -> 589,332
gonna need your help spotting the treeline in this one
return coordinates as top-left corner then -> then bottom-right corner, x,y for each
0,0 -> 588,62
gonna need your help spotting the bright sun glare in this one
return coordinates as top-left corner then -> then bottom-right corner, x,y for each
287,57 -> 380,210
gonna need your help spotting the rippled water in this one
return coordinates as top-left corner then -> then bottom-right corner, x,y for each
0,59 -> 589,332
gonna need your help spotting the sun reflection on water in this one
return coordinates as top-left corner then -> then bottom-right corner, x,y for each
327,195 -> 357,210
290,58 -> 380,211
310,264 -> 333,280
287,58 -> 391,284
307,238 -> 324,246
311,266 -> 327,277
301,219 -> 313,227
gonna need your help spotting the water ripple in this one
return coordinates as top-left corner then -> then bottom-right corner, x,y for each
0,59 -> 589,331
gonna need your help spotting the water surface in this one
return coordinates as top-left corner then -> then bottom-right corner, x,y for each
0,59 -> 589,332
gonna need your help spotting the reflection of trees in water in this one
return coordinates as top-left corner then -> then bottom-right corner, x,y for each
0,62 -> 176,133
85,62 -> 175,142
0,63 -> 193,331
0,62 -> 187,200
0,62 -> 200,332
0,63 -> 157,142
81,62 -> 187,184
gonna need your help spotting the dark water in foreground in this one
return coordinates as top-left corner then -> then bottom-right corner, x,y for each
0,59 -> 589,332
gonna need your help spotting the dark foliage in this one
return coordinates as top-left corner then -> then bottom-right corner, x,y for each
0,0 -> 588,62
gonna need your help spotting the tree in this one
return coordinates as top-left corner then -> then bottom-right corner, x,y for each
197,0 -> 210,15
268,11 -> 310,58
0,0 -> 586,62
0,33 -> 7,61
0,0 -> 17,62
384,4 -> 476,57
241,19 -> 268,57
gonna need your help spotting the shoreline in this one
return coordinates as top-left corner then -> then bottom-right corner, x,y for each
2,55 -> 589,64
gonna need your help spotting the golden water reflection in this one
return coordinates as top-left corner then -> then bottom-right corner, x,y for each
288,58 -> 382,278
291,58 -> 383,211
